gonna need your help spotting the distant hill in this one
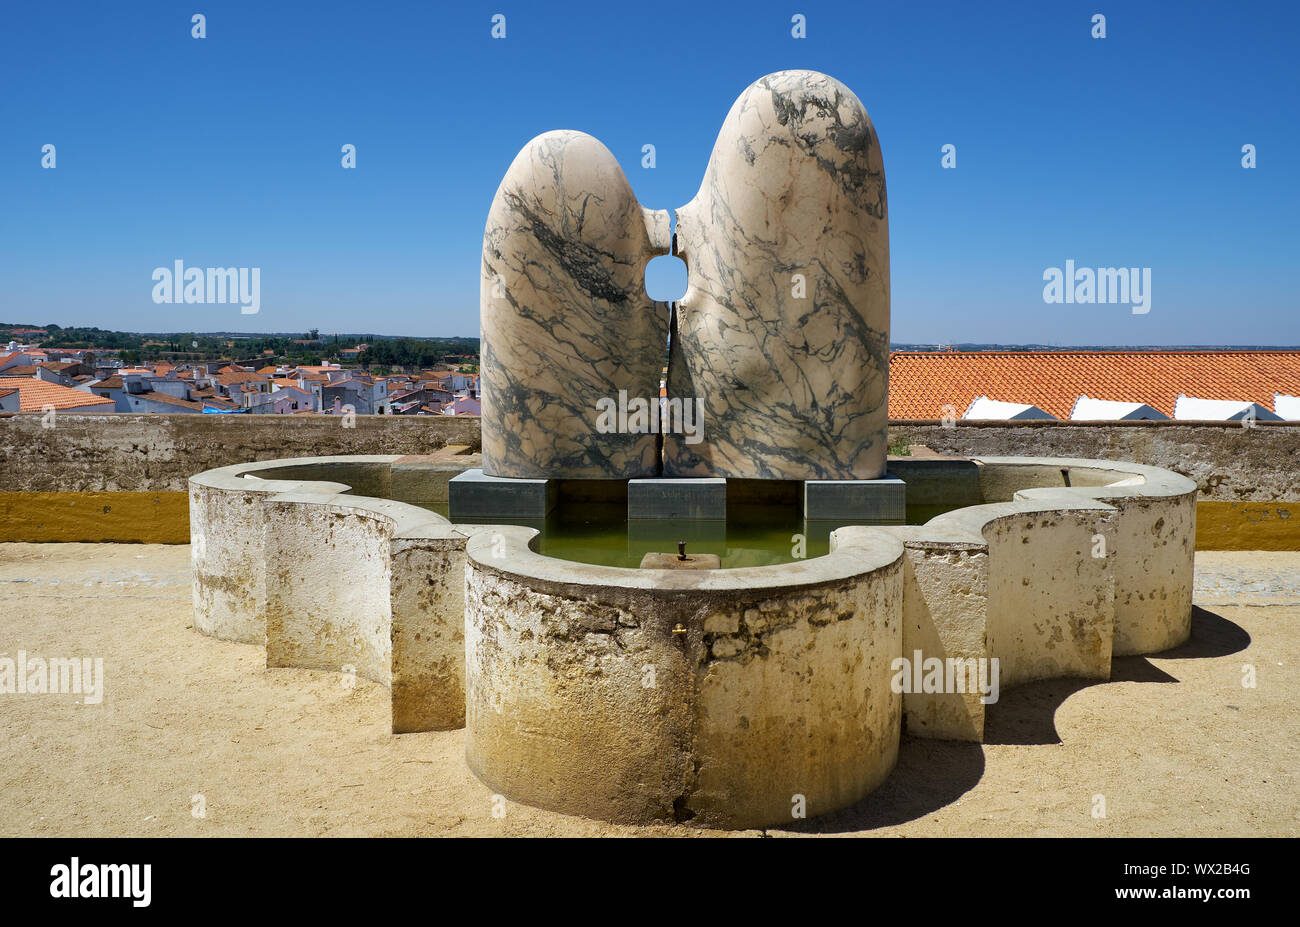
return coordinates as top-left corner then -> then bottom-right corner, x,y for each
5,323 -> 1294,354
891,343 -> 1300,352
2,323 -> 478,343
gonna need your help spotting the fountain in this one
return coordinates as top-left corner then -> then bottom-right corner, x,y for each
188,70 -> 1196,829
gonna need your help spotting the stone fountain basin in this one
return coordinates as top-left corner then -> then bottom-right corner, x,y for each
189,453 -> 1195,828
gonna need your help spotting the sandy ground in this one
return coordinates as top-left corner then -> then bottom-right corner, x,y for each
0,543 -> 1296,838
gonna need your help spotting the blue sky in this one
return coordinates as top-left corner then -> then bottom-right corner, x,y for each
2,0 -> 1296,344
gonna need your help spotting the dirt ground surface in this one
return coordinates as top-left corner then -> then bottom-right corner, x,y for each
1,543 -> 1296,838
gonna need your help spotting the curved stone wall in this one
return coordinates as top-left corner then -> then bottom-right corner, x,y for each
189,457 -> 473,732
859,457 -> 1197,741
189,453 -> 1197,827
464,525 -> 904,828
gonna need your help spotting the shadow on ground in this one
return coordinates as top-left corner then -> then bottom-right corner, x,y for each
775,606 -> 1249,834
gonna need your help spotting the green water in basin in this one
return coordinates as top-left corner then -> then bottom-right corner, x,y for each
420,502 -> 957,569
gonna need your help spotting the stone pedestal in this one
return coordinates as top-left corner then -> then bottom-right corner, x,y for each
639,552 -> 722,570
449,469 -> 556,520
628,478 -> 726,519
804,473 -> 906,523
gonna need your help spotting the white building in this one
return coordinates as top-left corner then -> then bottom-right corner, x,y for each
1070,395 -> 1168,421
1172,395 -> 1282,422
1274,394 -> 1300,421
962,396 -> 1057,420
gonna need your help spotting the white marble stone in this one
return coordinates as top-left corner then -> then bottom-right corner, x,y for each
665,70 -> 890,480
480,130 -> 671,479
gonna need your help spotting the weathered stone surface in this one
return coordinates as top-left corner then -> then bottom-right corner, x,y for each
5,414 -> 1297,503
665,70 -> 890,480
389,536 -> 468,732
187,449 -> 1199,821
264,498 -> 394,686
0,412 -> 479,492
464,525 -> 904,829
863,457 -> 1198,740
188,457 -> 472,732
638,551 -> 721,570
480,130 -> 671,479
465,566 -> 698,824
895,420 -> 1300,502
981,505 -> 1117,688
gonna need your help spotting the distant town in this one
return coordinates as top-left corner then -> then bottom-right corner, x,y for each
0,322 -> 482,416
3,321 -> 1300,421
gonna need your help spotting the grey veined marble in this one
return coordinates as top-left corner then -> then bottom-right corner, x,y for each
479,71 -> 889,482
665,70 -> 890,480
481,130 -> 671,478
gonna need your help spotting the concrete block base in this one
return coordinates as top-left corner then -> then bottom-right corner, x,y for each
449,469 -> 557,519
887,457 -> 981,508
628,478 -> 725,519
804,473 -> 906,523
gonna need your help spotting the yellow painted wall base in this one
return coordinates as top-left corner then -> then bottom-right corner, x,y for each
0,494 -> 1295,550
0,492 -> 190,543
1196,501 -> 1300,551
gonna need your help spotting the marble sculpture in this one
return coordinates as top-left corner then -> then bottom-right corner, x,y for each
480,70 -> 889,481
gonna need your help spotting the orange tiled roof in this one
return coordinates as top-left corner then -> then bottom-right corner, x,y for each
130,391 -> 205,410
215,370 -> 268,385
888,350 -> 1300,419
0,377 -> 115,411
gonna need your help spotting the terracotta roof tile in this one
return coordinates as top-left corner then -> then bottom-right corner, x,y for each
888,350 -> 1300,419
215,370 -> 268,385
129,391 -> 205,410
0,377 -> 116,412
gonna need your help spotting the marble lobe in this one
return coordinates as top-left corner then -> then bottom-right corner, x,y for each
665,70 -> 890,480
480,71 -> 890,483
481,130 -> 670,479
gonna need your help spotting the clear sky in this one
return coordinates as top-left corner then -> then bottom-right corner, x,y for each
2,0 -> 1297,344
